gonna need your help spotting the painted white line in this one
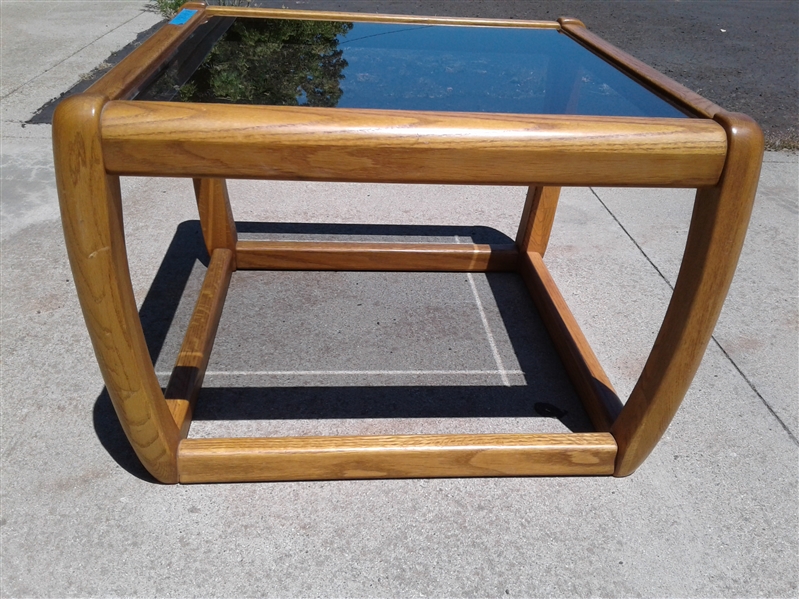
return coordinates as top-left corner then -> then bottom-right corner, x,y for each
455,236 -> 511,387
465,274 -> 511,387
156,369 -> 525,377
156,249 -> 519,384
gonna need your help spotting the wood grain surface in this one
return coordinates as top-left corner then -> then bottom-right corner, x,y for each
236,241 -> 518,271
193,177 -> 238,266
612,112 -> 764,476
100,101 -> 728,187
165,248 -> 233,438
87,2 -> 207,100
520,252 -> 623,432
516,186 -> 561,256
53,94 -> 180,482
178,433 -> 617,482
204,6 -> 559,28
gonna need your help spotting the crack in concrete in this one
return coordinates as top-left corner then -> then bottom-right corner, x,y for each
589,186 -> 799,447
0,10 -> 147,101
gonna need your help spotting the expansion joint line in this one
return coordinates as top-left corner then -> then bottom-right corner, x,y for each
1,10 -> 147,100
589,187 -> 798,446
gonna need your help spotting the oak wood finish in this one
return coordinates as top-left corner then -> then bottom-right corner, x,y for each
100,101 -> 728,187
516,186 -> 562,256
55,7 -> 764,482
53,94 -> 180,483
557,17 -> 586,28
520,252 -> 623,432
87,3 -> 207,101
193,177 -> 237,267
611,112 -> 763,476
236,241 -> 518,272
177,433 -> 617,482
165,248 -> 233,438
205,6 -> 559,29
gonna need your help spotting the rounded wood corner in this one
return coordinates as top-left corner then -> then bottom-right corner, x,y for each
178,1 -> 207,11
52,93 -> 108,140
611,467 -> 635,478
558,17 -> 586,29
712,111 -> 765,164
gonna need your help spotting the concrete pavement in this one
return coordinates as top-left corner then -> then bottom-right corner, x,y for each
1,1 -> 797,596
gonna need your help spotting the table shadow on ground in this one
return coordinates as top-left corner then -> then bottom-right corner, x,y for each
94,220 -> 593,481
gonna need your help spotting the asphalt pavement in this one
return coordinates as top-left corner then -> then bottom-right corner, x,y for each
255,0 -> 799,149
1,1 -> 797,597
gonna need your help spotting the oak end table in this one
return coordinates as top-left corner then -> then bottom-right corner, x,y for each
53,4 -> 763,483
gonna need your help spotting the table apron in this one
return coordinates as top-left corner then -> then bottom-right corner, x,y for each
100,102 -> 727,187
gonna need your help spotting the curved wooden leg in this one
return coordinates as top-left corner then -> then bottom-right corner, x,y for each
516,186 -> 561,255
54,94 -> 180,483
193,177 -> 237,268
612,112 -> 764,476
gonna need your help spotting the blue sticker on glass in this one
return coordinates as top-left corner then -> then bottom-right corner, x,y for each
169,9 -> 197,25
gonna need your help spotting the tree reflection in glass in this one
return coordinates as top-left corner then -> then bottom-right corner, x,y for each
179,19 -> 353,107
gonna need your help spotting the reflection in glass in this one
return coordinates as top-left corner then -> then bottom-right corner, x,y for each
136,17 -> 688,118
179,19 -> 352,106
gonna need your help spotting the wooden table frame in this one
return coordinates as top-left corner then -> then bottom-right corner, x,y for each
53,4 -> 763,483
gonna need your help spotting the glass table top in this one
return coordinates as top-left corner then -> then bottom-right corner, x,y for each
134,15 -> 688,118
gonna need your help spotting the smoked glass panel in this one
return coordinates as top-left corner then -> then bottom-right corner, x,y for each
135,17 -> 688,118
